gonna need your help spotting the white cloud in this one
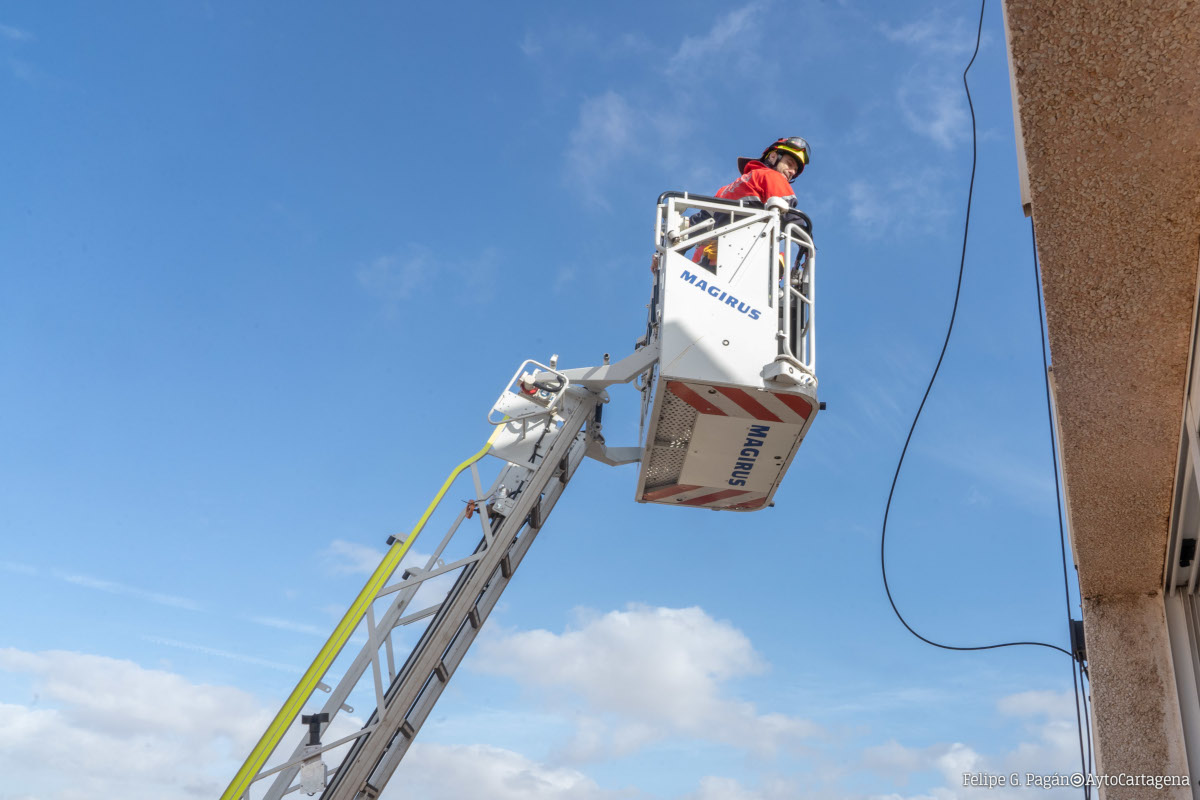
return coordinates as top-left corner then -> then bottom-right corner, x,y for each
668,4 -> 763,77
356,249 -> 430,311
880,16 -> 976,56
321,538 -> 447,592
559,3 -> 775,204
863,739 -> 930,781
476,604 -> 820,760
0,647 -> 377,800
553,264 -> 578,294
921,434 -> 1056,514
684,775 -> 770,800
0,23 -> 32,41
0,646 -> 1092,800
517,25 -> 651,63
574,91 -> 636,157
519,30 -> 542,57
55,570 -> 202,611
0,646 -> 616,800
143,635 -> 302,674
325,538 -> 387,575
0,649 -> 262,740
837,342 -> 936,445
879,12 -> 986,150
0,559 -> 37,575
897,69 -> 969,150
357,243 -> 503,310
566,91 -> 640,205
845,167 -> 954,236
859,691 -> 1087,800
997,689 -> 1076,720
393,742 -> 619,800
848,179 -> 891,230
0,648 -> 272,800
681,775 -> 806,800
246,615 -> 330,637
10,57 -> 36,83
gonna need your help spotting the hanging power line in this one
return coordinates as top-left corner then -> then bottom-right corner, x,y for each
1029,223 -> 1093,793
878,0 -> 1069,660
876,0 -> 1093,792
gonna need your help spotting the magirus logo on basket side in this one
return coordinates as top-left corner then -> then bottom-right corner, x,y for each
678,270 -> 762,320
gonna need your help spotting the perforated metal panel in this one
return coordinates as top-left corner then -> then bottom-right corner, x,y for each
643,392 -> 698,488
644,447 -> 687,488
653,391 -> 699,446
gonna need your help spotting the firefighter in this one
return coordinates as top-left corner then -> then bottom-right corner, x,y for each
693,136 -> 811,267
651,137 -> 811,272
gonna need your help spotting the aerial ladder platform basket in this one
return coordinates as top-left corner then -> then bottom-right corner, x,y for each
633,191 -> 819,511
220,192 -> 818,800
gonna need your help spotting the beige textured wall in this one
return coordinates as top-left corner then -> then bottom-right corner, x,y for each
1005,0 -> 1200,598
1084,594 -> 1190,797
1003,0 -> 1200,789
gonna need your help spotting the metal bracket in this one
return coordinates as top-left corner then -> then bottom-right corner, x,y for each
764,359 -> 817,388
555,344 -> 659,390
489,359 -> 570,425
585,441 -> 643,466
1070,618 -> 1087,664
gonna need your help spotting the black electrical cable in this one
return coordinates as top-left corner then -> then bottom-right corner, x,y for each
1075,657 -> 1094,800
1030,223 -> 1092,793
878,0 -> 1072,660
1080,662 -> 1094,775
875,1 -> 1094,791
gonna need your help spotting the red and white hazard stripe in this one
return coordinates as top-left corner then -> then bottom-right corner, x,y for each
665,381 -> 812,424
638,381 -> 812,509
639,482 -> 768,509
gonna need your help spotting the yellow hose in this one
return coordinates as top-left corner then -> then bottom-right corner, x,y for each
220,427 -> 504,800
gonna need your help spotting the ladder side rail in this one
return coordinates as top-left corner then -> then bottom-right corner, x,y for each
361,428 -> 589,793
319,467 -> 522,799
261,470 -> 509,800
323,395 -> 596,799
325,426 -> 585,800
341,461 -> 537,774
220,433 -> 503,800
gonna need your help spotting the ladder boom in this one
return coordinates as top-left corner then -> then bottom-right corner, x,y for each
323,396 -> 592,799
223,191 -> 820,799
225,388 -> 597,800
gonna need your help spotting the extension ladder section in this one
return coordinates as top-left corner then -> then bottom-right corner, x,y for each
220,377 -> 597,800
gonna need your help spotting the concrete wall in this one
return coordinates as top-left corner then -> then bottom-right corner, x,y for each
1084,593 -> 1190,798
1003,0 -> 1200,792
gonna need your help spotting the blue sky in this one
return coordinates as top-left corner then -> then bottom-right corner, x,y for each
0,2 -> 1090,798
